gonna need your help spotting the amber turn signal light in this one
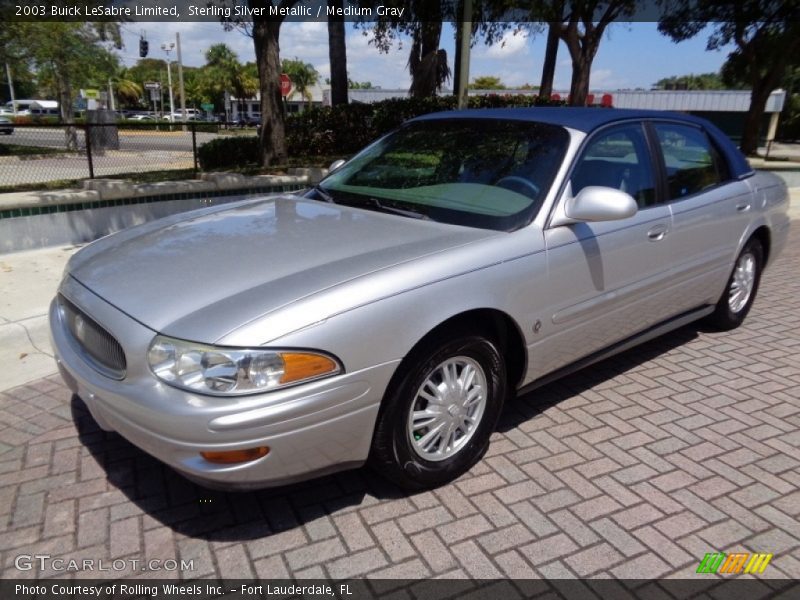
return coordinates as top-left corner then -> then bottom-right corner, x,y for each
280,353 -> 339,384
200,446 -> 269,464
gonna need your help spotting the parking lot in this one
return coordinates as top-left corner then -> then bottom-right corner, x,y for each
1,227 -> 798,584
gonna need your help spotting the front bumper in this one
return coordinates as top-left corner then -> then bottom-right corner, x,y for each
49,277 -> 396,489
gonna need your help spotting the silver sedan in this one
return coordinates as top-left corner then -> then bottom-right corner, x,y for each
50,108 -> 790,490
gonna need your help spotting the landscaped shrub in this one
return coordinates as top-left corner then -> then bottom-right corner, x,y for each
200,94 -> 570,169
286,94 -> 567,158
197,136 -> 260,170
286,102 -> 375,156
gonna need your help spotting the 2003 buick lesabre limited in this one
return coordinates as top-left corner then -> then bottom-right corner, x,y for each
50,108 -> 790,490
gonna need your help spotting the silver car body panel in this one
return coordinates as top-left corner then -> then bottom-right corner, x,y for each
50,115 -> 791,488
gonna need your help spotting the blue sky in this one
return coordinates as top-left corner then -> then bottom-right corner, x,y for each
119,21 -> 735,91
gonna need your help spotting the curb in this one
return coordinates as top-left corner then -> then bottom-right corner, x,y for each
0,168 -> 326,211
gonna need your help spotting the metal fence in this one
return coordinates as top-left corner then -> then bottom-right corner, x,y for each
0,122 -> 253,191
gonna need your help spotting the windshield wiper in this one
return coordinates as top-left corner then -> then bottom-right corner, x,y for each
311,184 -> 335,203
369,198 -> 430,220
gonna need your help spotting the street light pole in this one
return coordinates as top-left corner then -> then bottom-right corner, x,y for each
176,33 -> 187,125
161,42 -> 176,126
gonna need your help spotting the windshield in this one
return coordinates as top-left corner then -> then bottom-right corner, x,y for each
316,118 -> 570,231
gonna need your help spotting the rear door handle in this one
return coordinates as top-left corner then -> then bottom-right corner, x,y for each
736,202 -> 751,212
647,225 -> 668,241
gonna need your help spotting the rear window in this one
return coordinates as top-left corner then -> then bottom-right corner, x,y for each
653,123 -> 729,199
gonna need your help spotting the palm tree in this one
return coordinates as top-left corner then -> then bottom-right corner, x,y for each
281,58 -> 319,108
111,68 -> 143,108
202,44 -> 257,120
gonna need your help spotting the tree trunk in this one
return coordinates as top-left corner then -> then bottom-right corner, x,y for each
453,18 -> 463,96
539,22 -> 560,100
409,1 -> 444,98
327,0 -> 348,106
252,18 -> 286,166
740,76 -> 778,156
568,56 -> 591,106
57,72 -> 78,151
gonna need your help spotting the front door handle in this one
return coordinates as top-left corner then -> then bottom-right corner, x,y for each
647,225 -> 668,242
736,202 -> 751,212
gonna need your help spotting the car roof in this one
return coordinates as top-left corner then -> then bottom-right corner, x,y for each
415,107 -> 702,131
411,107 -> 754,180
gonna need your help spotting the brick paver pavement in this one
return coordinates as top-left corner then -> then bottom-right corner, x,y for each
1,228 -> 799,582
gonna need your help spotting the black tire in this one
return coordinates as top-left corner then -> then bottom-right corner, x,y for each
707,238 -> 764,331
370,334 -> 507,490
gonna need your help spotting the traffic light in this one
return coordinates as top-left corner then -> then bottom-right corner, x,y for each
139,38 -> 149,58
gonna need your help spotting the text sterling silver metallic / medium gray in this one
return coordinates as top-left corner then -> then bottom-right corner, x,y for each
50,108 -> 790,490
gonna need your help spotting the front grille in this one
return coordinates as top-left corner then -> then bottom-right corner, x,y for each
59,294 -> 126,379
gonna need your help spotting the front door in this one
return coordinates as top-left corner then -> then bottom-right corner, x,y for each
532,122 -> 673,379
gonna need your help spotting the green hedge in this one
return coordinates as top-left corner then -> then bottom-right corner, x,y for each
199,94 -> 568,170
197,136 -> 261,170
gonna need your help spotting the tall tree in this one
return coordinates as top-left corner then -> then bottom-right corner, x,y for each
6,21 -> 122,148
659,0 -> 800,155
478,1 -> 625,105
557,1 -> 636,106
202,43 -> 258,117
248,1 -> 306,165
327,0 -> 349,105
364,0 -> 455,97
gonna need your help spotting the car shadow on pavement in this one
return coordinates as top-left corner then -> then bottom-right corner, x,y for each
69,394 -> 410,542
70,324 -> 701,542
497,324 -> 700,433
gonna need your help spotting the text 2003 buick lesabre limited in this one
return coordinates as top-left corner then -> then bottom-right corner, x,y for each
50,108 -> 789,490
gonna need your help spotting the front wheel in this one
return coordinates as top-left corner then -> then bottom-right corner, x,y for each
707,238 -> 763,330
370,334 -> 507,490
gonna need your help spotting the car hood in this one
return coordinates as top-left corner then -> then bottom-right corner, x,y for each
69,195 -> 497,341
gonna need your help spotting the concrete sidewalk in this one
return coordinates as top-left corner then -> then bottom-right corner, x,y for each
1,186 -> 798,393
0,244 -> 82,390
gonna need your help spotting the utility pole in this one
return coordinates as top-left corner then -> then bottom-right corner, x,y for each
107,78 -> 116,111
456,0 -> 472,109
176,32 -> 187,126
5,63 -> 17,116
161,42 -> 176,129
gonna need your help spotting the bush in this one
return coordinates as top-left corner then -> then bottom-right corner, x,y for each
285,94 -> 567,158
197,136 -> 260,170
200,94 -> 570,169
286,102 -> 375,156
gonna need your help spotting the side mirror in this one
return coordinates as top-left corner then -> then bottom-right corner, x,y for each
565,186 -> 638,222
329,159 -> 346,172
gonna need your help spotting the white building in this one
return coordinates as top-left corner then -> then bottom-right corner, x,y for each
227,82 -> 328,121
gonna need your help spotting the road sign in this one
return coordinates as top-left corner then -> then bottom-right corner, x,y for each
280,73 -> 291,97
144,82 -> 161,90
81,89 -> 100,99
201,103 -> 214,111
149,89 -> 159,102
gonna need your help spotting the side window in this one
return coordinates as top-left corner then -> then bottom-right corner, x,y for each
571,124 -> 657,208
653,123 -> 727,199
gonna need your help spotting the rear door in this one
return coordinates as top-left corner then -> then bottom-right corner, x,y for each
649,121 -> 753,313
536,122 -> 673,378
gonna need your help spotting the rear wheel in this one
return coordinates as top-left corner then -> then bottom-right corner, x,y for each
370,334 -> 506,490
707,238 -> 763,330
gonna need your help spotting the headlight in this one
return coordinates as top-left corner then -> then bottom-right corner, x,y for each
147,335 -> 341,396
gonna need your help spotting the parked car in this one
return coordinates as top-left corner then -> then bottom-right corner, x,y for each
129,114 -> 155,121
50,108 -> 789,490
0,117 -> 13,134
